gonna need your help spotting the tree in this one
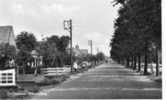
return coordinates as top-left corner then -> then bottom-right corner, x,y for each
58,36 -> 70,52
38,35 -> 70,67
96,52 -> 105,62
110,0 -> 161,75
15,31 -> 37,73
0,43 -> 16,69
16,31 -> 37,52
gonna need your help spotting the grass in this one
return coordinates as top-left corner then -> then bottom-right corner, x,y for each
2,75 -> 69,99
0,89 -> 8,99
35,75 -> 69,86
1,63 -> 100,99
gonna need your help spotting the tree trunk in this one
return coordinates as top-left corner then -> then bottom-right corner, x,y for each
21,63 -> 25,74
122,59 -> 125,65
155,47 -> 159,76
131,56 -> 134,69
23,65 -> 25,74
144,41 -> 148,75
118,58 -> 120,64
138,55 -> 141,72
51,56 -> 56,67
133,56 -> 137,70
129,56 -> 132,68
126,58 -> 130,67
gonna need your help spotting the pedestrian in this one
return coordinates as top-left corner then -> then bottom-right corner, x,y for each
9,58 -> 15,68
73,61 -> 78,72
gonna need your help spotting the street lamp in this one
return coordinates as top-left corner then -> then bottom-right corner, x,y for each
64,19 -> 73,71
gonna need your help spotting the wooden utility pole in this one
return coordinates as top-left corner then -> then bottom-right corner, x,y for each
69,19 -> 73,70
64,19 -> 73,71
88,40 -> 93,56
91,40 -> 93,55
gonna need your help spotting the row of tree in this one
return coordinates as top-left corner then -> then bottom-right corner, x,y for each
0,31 -> 70,72
110,0 -> 161,75
16,32 -> 71,69
0,31 -> 106,73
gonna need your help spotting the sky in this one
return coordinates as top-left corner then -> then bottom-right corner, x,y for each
0,0 -> 119,56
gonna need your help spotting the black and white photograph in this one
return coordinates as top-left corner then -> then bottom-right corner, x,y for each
0,0 -> 163,99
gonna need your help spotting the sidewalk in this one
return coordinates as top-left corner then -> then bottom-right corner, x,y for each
129,67 -> 162,83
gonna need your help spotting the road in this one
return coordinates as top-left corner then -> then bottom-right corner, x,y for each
31,63 -> 162,99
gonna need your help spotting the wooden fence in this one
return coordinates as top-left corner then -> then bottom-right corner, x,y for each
41,67 -> 71,76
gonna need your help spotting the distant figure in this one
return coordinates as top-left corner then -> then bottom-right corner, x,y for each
73,61 -> 78,72
9,58 -> 15,68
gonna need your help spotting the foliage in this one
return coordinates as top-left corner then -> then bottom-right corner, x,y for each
96,52 -> 105,61
15,50 -> 32,66
81,54 -> 96,62
16,31 -> 37,52
15,31 -> 37,67
38,35 -> 70,67
0,89 -> 8,99
110,0 -> 161,74
0,43 -> 16,68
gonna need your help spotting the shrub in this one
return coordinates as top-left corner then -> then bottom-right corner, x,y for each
27,86 -> 39,93
0,89 -> 8,99
36,75 -> 69,86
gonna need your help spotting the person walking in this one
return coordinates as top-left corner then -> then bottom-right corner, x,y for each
73,61 -> 78,72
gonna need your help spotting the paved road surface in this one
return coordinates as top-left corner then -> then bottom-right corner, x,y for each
31,63 -> 162,99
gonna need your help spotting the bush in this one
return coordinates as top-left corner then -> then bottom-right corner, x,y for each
0,89 -> 8,99
27,86 -> 39,93
35,77 -> 51,86
0,43 -> 16,69
36,75 -> 69,86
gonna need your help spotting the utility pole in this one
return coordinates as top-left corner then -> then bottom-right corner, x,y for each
64,19 -> 73,71
96,48 -> 99,54
91,40 -> 93,55
88,40 -> 93,56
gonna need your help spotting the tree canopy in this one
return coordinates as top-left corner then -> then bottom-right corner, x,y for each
0,43 -> 16,68
110,0 -> 161,74
96,52 -> 105,61
15,31 -> 37,67
38,35 -> 70,67
16,31 -> 37,52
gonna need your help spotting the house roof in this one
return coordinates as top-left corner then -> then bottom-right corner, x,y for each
66,47 -> 88,57
80,49 -> 88,55
73,48 -> 82,56
0,26 -> 16,47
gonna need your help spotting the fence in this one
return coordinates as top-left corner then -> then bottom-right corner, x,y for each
0,69 -> 16,87
41,67 -> 71,76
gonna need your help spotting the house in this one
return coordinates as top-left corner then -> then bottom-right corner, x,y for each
0,26 -> 16,47
67,45 -> 88,57
73,45 -> 82,57
0,26 -> 17,69
80,49 -> 88,57
0,26 -> 17,86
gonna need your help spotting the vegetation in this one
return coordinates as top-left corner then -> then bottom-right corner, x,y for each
110,0 -> 161,75
15,31 -> 37,73
96,52 -> 105,62
0,43 -> 16,69
15,31 -> 70,70
1,30 -> 104,73
38,35 -> 70,67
